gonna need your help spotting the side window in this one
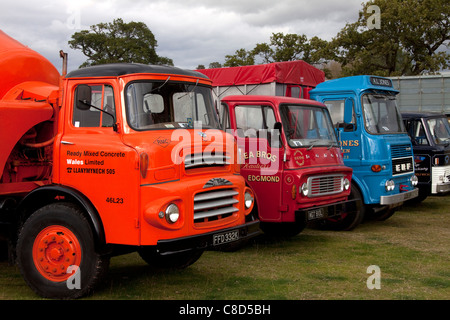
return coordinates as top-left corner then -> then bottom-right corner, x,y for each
413,121 -> 429,145
324,99 -> 356,128
73,84 -> 116,128
218,103 -> 230,130
234,105 -> 278,145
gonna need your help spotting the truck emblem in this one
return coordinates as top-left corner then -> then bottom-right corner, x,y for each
198,132 -> 208,141
203,178 -> 232,188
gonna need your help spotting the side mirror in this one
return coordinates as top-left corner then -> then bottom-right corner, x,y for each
274,122 -> 283,132
344,123 -> 355,132
76,84 -> 92,110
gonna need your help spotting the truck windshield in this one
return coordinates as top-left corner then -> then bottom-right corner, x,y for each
125,81 -> 218,130
362,93 -> 406,134
279,104 -> 338,148
427,117 -> 450,145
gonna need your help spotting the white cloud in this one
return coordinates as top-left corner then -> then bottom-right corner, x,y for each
0,0 -> 364,71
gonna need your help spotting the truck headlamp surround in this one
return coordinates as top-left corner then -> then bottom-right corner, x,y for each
385,179 -> 395,192
411,175 -> 419,186
165,203 -> 180,224
244,190 -> 254,209
301,183 -> 309,196
343,178 -> 350,190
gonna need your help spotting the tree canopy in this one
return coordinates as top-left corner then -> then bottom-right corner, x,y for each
205,0 -> 449,77
69,18 -> 173,68
332,0 -> 450,76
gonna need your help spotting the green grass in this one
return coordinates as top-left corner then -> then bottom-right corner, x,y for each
0,196 -> 449,300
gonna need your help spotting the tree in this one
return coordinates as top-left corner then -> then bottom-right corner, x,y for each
221,33 -> 330,68
69,18 -> 173,68
331,0 -> 450,76
224,48 -> 255,67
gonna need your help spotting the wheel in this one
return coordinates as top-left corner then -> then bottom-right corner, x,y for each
323,186 -> 364,231
138,247 -> 204,269
16,202 -> 109,299
371,207 -> 396,221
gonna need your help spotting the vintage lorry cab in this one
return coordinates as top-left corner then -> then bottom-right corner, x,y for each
0,30 -> 259,298
309,75 -> 419,220
402,112 -> 450,201
218,95 -> 358,235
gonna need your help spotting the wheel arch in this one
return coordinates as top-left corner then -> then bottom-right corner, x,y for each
17,185 -> 106,251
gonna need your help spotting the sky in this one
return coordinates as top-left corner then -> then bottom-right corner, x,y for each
0,0 -> 365,73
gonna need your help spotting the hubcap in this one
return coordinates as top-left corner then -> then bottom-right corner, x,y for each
32,225 -> 82,282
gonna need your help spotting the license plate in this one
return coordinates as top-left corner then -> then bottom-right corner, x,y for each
213,230 -> 239,246
307,207 -> 326,220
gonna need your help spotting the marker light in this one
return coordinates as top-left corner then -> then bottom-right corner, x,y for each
411,175 -> 419,186
140,152 -> 149,178
371,165 -> 382,172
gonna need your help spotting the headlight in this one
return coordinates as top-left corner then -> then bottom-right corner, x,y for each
385,180 -> 395,192
301,183 -> 309,196
244,191 -> 254,209
411,175 -> 418,186
165,203 -> 180,224
343,178 -> 350,190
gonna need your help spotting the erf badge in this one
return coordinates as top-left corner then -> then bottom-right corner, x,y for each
293,150 -> 305,166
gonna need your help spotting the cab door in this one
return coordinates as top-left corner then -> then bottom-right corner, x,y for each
58,81 -> 140,245
222,102 -> 284,222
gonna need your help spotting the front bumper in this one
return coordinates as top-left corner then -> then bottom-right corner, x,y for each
155,220 -> 261,255
436,183 -> 450,194
380,188 -> 419,205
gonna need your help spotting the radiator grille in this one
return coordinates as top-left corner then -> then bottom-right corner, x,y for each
193,188 -> 239,223
307,175 -> 344,197
391,144 -> 413,158
185,152 -> 230,170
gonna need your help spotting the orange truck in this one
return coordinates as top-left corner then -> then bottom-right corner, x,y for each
0,30 -> 259,298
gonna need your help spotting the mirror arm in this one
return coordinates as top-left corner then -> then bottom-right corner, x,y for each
78,100 -> 118,132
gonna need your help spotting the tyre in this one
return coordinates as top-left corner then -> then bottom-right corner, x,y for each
16,202 -> 109,299
138,247 -> 203,269
323,186 -> 364,231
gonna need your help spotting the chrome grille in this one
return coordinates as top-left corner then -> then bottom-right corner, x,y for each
185,152 -> 230,170
307,175 -> 344,197
391,144 -> 413,158
193,188 -> 239,223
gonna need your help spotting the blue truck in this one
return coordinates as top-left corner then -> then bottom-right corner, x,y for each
309,75 -> 419,221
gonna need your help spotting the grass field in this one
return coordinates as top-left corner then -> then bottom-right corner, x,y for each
0,196 -> 448,300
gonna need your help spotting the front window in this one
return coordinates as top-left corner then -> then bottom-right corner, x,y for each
125,81 -> 218,130
279,104 -> 338,148
362,92 -> 405,134
426,117 -> 450,145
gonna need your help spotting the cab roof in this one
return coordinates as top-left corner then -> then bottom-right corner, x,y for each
66,63 -> 209,79
221,95 -> 326,107
310,75 -> 399,96
402,111 -> 448,119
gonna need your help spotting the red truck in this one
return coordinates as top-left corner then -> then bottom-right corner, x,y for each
198,63 -> 360,235
216,94 -> 358,236
0,30 -> 259,298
